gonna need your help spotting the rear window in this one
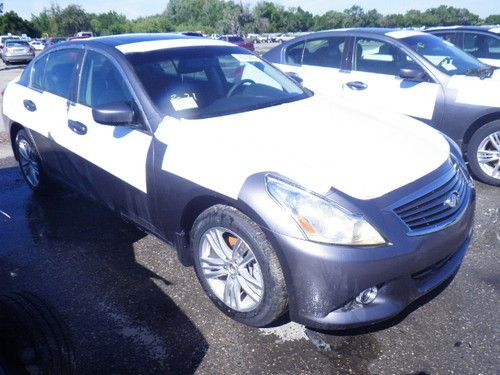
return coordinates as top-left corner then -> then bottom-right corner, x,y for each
5,41 -> 30,48
228,36 -> 244,43
2,37 -> 20,44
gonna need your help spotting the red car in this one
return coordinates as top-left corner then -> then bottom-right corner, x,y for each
218,35 -> 254,51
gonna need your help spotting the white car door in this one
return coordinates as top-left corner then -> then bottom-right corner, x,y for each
3,49 -> 82,175
274,36 -> 348,99
341,37 -> 442,122
58,50 -> 152,195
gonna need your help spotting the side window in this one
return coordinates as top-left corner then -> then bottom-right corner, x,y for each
464,33 -> 500,59
285,41 -> 305,65
38,49 -> 81,98
31,55 -> 48,90
303,37 -> 346,68
78,50 -> 133,107
354,38 -> 416,76
434,32 -> 461,47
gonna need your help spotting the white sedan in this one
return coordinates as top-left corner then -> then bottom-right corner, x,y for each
2,34 -> 475,331
29,40 -> 45,51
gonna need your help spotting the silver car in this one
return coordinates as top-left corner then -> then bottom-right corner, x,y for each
2,40 -> 35,65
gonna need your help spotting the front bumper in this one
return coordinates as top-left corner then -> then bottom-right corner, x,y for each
262,182 -> 475,331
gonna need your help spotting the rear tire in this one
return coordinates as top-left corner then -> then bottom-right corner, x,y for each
191,205 -> 288,327
467,120 -> 500,186
15,128 -> 54,194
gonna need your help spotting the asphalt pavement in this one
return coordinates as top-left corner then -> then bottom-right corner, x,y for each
0,60 -> 499,375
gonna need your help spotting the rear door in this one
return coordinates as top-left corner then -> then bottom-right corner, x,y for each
60,49 -> 153,219
3,48 -> 83,178
341,36 -> 442,122
274,35 -> 349,98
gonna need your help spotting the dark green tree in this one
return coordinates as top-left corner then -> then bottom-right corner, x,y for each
313,11 -> 346,30
89,11 -> 131,35
0,11 -> 38,36
484,15 -> 500,24
57,5 -> 91,35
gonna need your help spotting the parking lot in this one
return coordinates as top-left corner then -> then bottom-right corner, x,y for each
0,60 -> 499,374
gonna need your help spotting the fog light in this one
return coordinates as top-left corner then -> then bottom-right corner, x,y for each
355,286 -> 378,305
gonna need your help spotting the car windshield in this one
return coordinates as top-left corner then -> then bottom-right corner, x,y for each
127,45 -> 309,119
228,36 -> 244,43
400,34 -> 492,77
5,41 -> 29,48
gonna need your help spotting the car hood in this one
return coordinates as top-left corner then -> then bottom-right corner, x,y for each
155,95 -> 449,200
447,71 -> 500,108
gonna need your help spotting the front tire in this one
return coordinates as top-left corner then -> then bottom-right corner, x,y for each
15,128 -> 53,193
467,120 -> 500,186
191,205 -> 288,327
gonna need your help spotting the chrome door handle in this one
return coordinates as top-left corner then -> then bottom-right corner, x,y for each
345,81 -> 368,90
68,120 -> 87,135
23,99 -> 37,112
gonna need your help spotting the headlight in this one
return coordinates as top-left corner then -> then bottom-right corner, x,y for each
266,176 -> 386,246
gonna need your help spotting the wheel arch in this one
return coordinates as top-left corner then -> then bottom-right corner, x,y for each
176,192 -> 272,266
9,122 -> 24,161
463,111 -> 500,157
175,194 -> 238,266
180,195 -> 234,236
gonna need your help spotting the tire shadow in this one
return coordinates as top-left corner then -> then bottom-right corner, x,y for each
0,165 -> 208,373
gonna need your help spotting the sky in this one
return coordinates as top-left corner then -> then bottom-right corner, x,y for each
9,0 -> 500,21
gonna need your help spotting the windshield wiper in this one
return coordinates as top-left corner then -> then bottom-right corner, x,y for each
465,66 -> 496,79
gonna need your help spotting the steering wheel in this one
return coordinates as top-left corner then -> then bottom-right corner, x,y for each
226,79 -> 256,97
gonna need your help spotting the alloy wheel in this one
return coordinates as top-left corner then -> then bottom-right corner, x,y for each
477,131 -> 500,180
199,227 -> 264,312
17,138 -> 41,188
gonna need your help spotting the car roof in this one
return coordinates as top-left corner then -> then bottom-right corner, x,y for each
86,33 -> 206,47
291,27 -> 431,39
316,27 -> 411,35
66,33 -> 231,53
426,25 -> 500,34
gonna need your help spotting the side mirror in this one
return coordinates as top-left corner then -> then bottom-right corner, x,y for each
92,102 -> 135,126
399,68 -> 428,82
287,71 -> 304,85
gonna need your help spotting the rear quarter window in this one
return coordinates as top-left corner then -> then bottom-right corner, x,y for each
30,55 -> 48,90
31,49 -> 81,98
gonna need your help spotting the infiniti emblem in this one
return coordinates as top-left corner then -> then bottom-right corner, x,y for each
444,192 -> 460,208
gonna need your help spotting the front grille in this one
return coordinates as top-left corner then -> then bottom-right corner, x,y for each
393,163 -> 470,235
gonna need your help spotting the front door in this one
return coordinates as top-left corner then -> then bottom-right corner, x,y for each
56,49 -> 153,220
342,37 -> 443,123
